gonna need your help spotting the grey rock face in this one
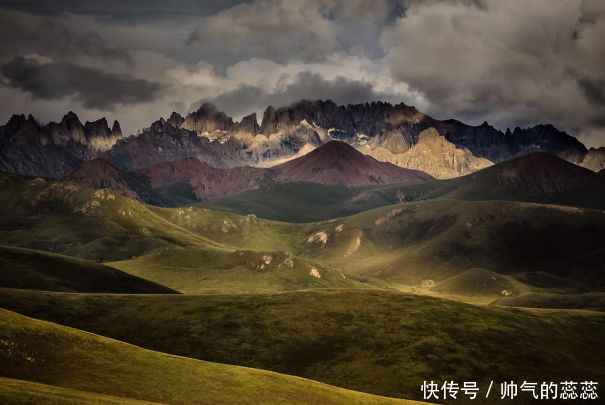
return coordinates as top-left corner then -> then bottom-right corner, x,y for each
0,112 -> 121,178
180,103 -> 234,134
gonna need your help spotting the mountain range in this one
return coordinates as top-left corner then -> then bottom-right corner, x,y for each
2,99 -> 604,181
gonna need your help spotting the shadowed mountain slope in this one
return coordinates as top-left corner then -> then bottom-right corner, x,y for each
420,152 -> 605,207
0,245 -> 177,294
61,158 -> 142,201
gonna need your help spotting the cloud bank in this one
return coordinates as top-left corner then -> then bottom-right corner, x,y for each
0,0 -> 603,146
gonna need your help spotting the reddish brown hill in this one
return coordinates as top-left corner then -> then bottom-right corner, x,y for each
425,151 -> 605,209
60,142 -> 434,204
136,157 -> 214,189
61,158 -> 141,201
272,141 -> 434,187
136,157 -> 270,200
135,143 -> 433,201
460,152 -> 600,194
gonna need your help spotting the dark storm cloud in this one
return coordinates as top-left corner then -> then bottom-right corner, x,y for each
578,77 -> 605,107
0,1 -> 245,19
382,0 -> 605,144
1,0 -> 604,146
1,57 -> 163,110
187,0 -> 397,62
202,71 -> 398,118
0,8 -> 129,62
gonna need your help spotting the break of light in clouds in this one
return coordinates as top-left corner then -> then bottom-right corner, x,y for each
0,0 -> 604,147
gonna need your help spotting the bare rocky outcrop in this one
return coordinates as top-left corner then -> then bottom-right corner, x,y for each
360,127 -> 493,179
580,147 -> 605,172
307,231 -> 328,245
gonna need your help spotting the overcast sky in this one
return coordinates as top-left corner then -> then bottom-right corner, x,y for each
0,0 -> 603,147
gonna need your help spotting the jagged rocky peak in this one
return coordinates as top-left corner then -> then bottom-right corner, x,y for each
84,117 -> 110,136
260,105 -> 277,133
346,101 -> 388,128
167,112 -> 184,127
84,117 -> 123,152
141,115 -> 200,142
235,113 -> 259,134
63,111 -> 81,125
511,124 -> 587,162
385,102 -> 427,126
111,120 -> 121,135
63,111 -> 83,126
181,103 -> 235,134
259,99 -> 354,138
4,113 -> 38,134
46,111 -> 86,146
148,117 -> 167,133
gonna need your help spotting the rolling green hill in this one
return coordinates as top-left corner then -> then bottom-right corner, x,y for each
198,181 -> 384,222
0,177 -> 375,294
143,198 -> 605,297
0,176 -> 230,261
429,268 -> 518,297
493,292 -> 605,311
109,247 -> 366,294
0,377 -> 157,405
1,173 -> 604,299
0,289 -> 603,402
0,307 -> 420,405
128,199 -> 605,296
0,245 -> 177,294
297,199 -> 605,294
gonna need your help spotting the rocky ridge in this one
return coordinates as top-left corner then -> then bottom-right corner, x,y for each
1,99 -> 602,179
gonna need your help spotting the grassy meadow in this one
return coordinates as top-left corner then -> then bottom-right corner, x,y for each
0,288 -> 603,403
0,308 -> 424,404
0,170 -> 604,404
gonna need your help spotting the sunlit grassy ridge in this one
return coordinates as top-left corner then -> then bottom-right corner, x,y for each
0,177 -> 373,293
131,198 -> 605,297
0,377 -> 157,405
0,178 -> 228,260
297,200 -> 605,295
1,288 -> 603,402
0,308 -> 424,405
